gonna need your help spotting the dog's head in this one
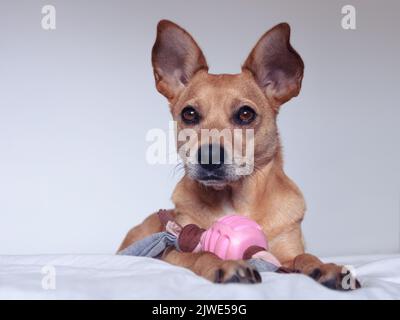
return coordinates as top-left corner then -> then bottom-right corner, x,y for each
152,20 -> 304,189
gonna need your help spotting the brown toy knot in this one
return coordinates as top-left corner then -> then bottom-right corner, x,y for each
178,224 -> 205,252
243,245 -> 266,260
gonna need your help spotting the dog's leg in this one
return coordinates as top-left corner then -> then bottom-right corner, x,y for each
163,249 -> 261,284
286,253 -> 361,290
270,228 -> 360,290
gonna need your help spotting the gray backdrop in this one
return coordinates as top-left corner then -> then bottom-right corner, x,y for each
0,0 -> 399,256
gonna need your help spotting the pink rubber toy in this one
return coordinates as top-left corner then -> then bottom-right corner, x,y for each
159,209 -> 280,267
200,215 -> 268,260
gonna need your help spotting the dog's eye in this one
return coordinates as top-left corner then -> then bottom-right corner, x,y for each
181,106 -> 200,125
234,106 -> 256,125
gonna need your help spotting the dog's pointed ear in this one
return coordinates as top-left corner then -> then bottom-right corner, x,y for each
243,23 -> 304,108
152,20 -> 208,101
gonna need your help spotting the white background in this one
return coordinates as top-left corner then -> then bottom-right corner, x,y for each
0,0 -> 399,256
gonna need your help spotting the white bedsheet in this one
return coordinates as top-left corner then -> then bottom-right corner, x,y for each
0,254 -> 399,299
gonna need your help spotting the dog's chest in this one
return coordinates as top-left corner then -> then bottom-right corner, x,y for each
220,199 -> 239,216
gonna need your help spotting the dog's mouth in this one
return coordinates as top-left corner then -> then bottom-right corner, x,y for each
199,174 -> 223,181
186,162 -> 243,190
196,174 -> 229,190
198,179 -> 227,190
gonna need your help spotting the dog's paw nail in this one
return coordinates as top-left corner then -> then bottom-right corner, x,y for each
214,268 -> 225,283
308,268 -> 322,280
321,278 -> 337,290
253,269 -> 262,283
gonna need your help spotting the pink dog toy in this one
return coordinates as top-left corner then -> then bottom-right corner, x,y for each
199,215 -> 267,260
159,211 -> 281,267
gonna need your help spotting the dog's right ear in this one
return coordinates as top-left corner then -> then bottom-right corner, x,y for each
152,20 -> 208,101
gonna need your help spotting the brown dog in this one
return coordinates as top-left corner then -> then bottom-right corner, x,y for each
119,20 -> 359,290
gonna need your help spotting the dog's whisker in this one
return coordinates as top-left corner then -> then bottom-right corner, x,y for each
171,162 -> 185,178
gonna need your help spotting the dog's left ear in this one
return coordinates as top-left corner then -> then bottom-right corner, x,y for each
243,23 -> 304,108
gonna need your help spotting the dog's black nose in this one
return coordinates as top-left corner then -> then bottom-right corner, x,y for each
197,144 -> 225,171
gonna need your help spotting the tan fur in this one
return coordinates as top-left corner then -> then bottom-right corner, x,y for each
118,20 -> 359,289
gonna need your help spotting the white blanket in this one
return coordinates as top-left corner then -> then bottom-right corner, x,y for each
0,254 -> 399,299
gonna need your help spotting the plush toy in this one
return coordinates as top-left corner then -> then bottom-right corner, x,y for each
119,209 -> 282,272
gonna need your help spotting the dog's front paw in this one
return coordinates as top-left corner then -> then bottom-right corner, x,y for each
294,254 -> 361,290
212,260 -> 262,284
306,263 -> 361,290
